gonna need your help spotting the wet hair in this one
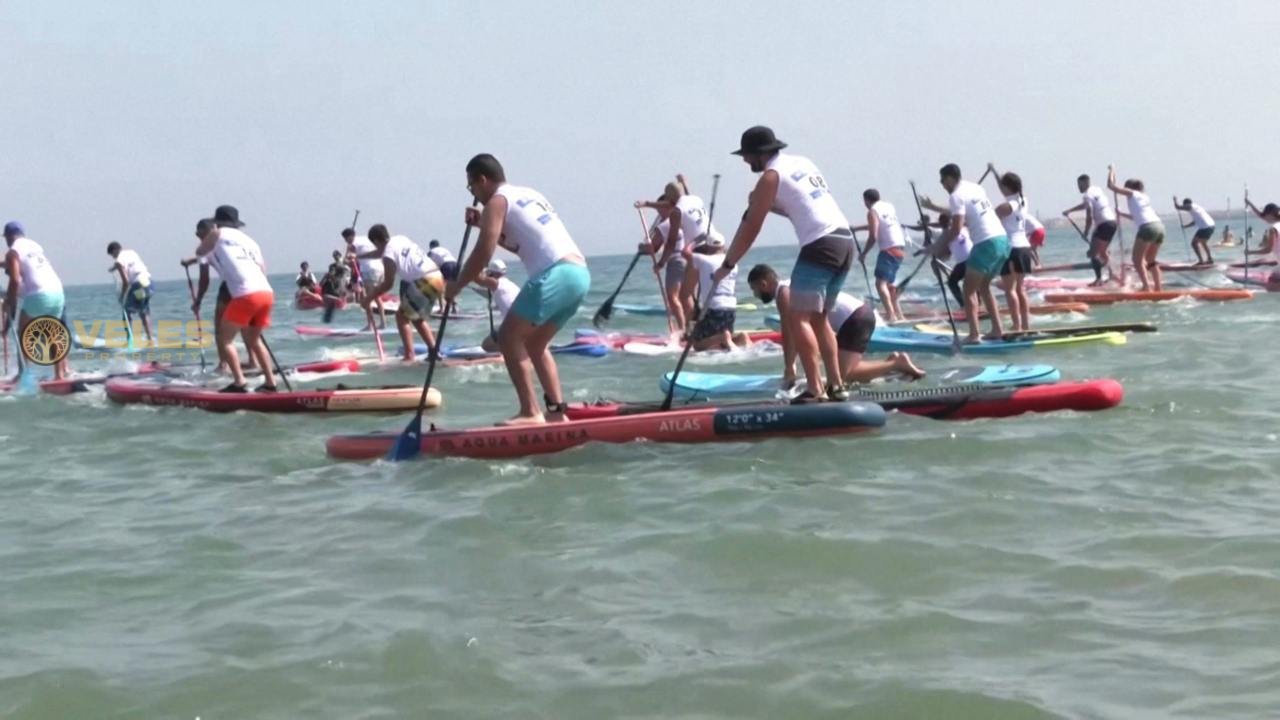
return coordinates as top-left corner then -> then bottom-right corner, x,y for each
998,172 -> 1023,195
429,240 -> 440,249
106,241 -> 121,255
341,228 -> 355,239
195,219 -> 214,235
465,153 -> 506,182
1263,203 -> 1280,217
939,163 -> 961,181
937,212 -> 953,226
863,188 -> 880,203
332,250 -> 342,259
747,263 -> 777,285
1077,174 -> 1090,184
1123,179 -> 1145,191
368,224 -> 390,243
301,261 -> 310,268
1181,198 -> 1193,207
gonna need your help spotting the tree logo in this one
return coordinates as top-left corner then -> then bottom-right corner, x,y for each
21,315 -> 71,366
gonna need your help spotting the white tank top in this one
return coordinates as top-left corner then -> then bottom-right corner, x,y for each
471,276 -> 520,315
494,184 -> 581,278
428,245 -> 456,266
870,200 -> 906,250
349,236 -> 382,280
689,252 -> 737,310
8,237 -> 62,297
1001,196 -> 1031,249
948,228 -> 973,264
1127,191 -> 1161,226
1187,202 -> 1214,229
201,228 -> 271,298
115,249 -> 151,285
765,153 -> 851,246
1083,186 -> 1117,223
948,180 -> 1006,244
675,194 -> 723,245
383,235 -> 439,283
655,218 -> 684,252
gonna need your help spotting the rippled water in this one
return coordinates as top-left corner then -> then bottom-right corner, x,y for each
2,233 -> 1277,719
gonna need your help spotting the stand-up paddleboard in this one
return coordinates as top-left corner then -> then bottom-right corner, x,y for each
106,377 -> 439,413
612,303 -> 671,317
914,322 -> 1157,338
326,401 -> 886,460
867,327 -> 1126,355
567,379 -> 1123,422
1228,260 -> 1277,269
433,342 -> 608,362
1032,262 -> 1094,274
1043,289 -> 1253,304
1158,262 -> 1224,272
1023,277 -> 1094,290
295,289 -> 348,311
0,362 -> 171,395
621,340 -> 780,358
1226,268 -> 1279,291
659,364 -> 1061,401
574,328 -> 781,349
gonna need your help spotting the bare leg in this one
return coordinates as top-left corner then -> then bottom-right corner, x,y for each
213,300 -> 230,373
974,272 -> 1004,339
412,319 -> 436,356
811,311 -> 842,392
1132,239 -> 1150,291
242,326 -> 275,387
786,309 -> 824,398
841,350 -> 925,384
525,321 -> 566,421
665,281 -> 685,333
1146,242 -> 1163,291
217,320 -> 247,387
998,273 -> 1022,332
497,314 -> 545,425
961,273 -> 982,342
1014,274 -> 1030,330
396,310 -> 415,362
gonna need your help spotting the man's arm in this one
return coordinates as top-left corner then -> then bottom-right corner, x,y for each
776,286 -> 797,382
447,199 -> 505,301
720,170 -> 779,271
859,209 -> 879,260
4,252 -> 19,330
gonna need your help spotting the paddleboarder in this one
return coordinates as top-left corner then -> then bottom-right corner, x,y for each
713,126 -> 852,403
984,166 -> 1033,332
1174,197 -> 1216,264
1024,207 -> 1046,268
3,221 -> 71,381
296,261 -> 318,292
428,240 -> 459,316
921,164 -> 1010,343
747,264 -> 924,388
360,225 -> 442,363
855,188 -> 908,323
445,153 -> 591,425
1062,174 -> 1119,286
1108,167 -> 1165,291
682,235 -> 749,351
635,183 -> 693,334
191,206 -> 277,393
344,227 -> 387,330
1243,200 -> 1280,287
470,258 -> 520,352
107,241 -> 155,345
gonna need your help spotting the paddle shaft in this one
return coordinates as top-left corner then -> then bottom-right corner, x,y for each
1173,196 -> 1192,262
1064,215 -> 1091,245
909,181 -> 962,350
347,210 -> 385,363
1111,182 -> 1127,285
641,208 -> 674,334
855,229 -> 876,305
1243,185 -> 1250,285
183,265 -> 208,372
259,337 -> 293,392
487,289 -> 496,338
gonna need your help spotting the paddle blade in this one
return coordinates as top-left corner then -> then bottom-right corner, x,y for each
592,299 -> 615,328
386,415 -> 423,461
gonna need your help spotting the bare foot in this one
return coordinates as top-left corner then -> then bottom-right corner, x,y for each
962,335 -> 982,345
894,354 -> 926,380
498,412 -> 546,426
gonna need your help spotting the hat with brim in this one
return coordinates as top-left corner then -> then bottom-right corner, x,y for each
212,205 -> 245,228
731,125 -> 787,156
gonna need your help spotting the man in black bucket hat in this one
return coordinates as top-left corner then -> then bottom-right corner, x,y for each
211,205 -> 245,228
715,126 -> 854,404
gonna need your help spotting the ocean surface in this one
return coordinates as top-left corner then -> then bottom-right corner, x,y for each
2,230 -> 1277,719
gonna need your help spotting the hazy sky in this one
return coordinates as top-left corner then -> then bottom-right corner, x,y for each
4,0 -> 1277,285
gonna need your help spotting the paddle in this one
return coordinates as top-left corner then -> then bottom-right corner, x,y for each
387,204 -> 478,462
486,289 -> 496,340
348,210 -> 385,363
1109,165 -> 1127,286
641,208 -> 676,334
116,276 -> 135,351
854,229 -> 876,305
183,265 -> 207,373
661,175 -> 722,412
909,181 -> 962,353
1173,196 -> 1192,263
1243,184 -> 1250,286
1064,215 -> 1091,246
258,336 -> 293,392
593,249 -> 644,328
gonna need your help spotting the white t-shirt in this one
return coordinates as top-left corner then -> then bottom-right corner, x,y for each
870,200 -> 906,251
766,153 -> 851,247
827,290 -> 865,331
1083,186 -> 1117,223
689,252 -> 737,310
428,245 -> 456,266
948,228 -> 973,264
948,180 -> 1005,244
115,249 -> 151,286
1126,191 -> 1161,226
1001,195 -> 1031,249
349,235 -> 383,282
493,184 -> 582,278
199,227 -> 270,298
8,237 -> 62,297
470,276 -> 520,315
1023,212 -> 1045,234
675,194 -> 723,245
1187,203 -> 1214,230
382,235 -> 440,283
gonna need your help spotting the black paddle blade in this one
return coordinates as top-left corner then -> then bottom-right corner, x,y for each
592,299 -> 615,328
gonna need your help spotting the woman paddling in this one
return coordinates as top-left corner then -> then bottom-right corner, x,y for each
682,235 -> 750,351
1107,166 -> 1166,291
984,165 -> 1033,332
1243,200 -> 1280,289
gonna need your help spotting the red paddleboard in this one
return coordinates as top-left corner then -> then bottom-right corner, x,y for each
295,290 -> 348,311
577,329 -> 781,349
566,379 -> 1122,422
106,377 -> 438,413
0,362 -> 170,395
1043,289 -> 1253,304
326,401 -> 885,460
1226,268 -> 1280,291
